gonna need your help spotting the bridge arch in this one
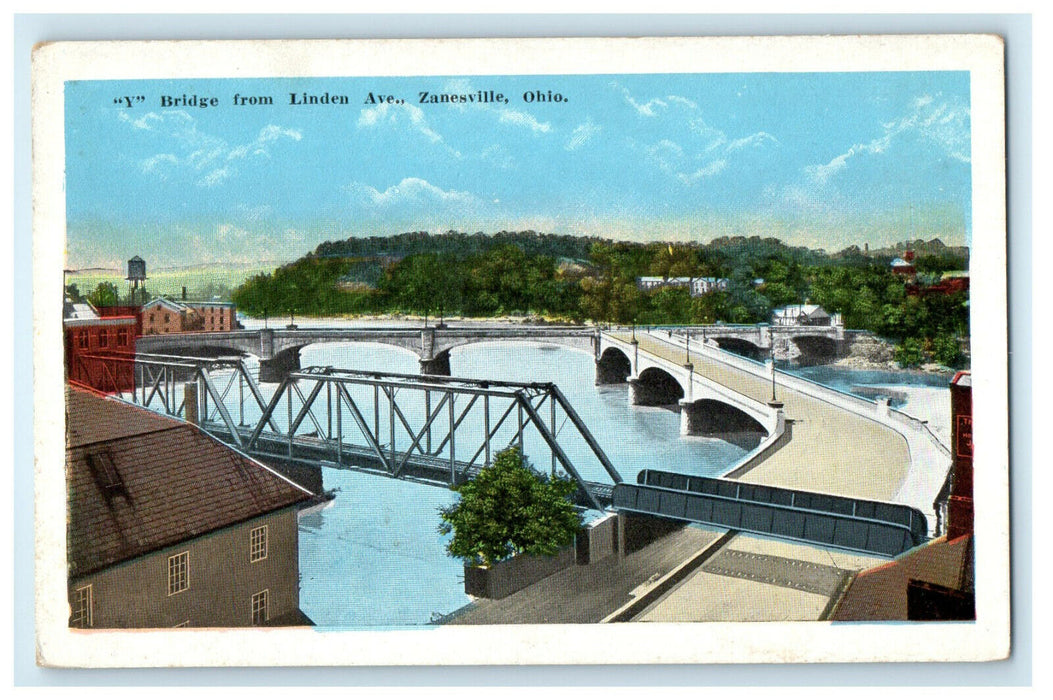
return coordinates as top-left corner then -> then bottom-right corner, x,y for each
628,367 -> 685,407
678,398 -> 767,446
433,334 -> 597,362
789,335 -> 840,365
711,337 -> 765,360
595,346 -> 632,385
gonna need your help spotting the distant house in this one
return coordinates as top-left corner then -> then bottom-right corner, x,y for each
636,276 -> 729,297
141,297 -> 237,335
66,385 -> 317,628
890,257 -> 916,276
772,304 -> 835,327
907,271 -> 970,298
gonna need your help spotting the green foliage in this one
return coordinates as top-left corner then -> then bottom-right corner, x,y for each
894,338 -> 925,367
437,448 -> 582,567
65,283 -> 84,303
314,230 -> 598,262
931,333 -> 964,368
230,230 -> 970,369
86,281 -> 121,308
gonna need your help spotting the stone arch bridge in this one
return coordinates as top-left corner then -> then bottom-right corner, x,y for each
136,324 -> 853,382
136,326 -> 600,381
595,334 -> 782,441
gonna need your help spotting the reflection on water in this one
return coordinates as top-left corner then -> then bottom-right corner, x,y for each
293,341 -> 750,628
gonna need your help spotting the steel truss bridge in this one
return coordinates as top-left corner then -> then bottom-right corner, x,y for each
74,352 -> 623,510
73,350 -> 928,556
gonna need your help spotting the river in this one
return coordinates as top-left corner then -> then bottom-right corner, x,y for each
216,321 -> 954,628
291,340 -> 748,629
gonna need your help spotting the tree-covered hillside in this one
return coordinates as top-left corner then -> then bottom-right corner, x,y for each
231,230 -> 970,367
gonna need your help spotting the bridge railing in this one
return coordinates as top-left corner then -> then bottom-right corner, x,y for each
663,330 -> 951,454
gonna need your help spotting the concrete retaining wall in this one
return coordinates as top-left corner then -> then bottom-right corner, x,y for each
464,546 -> 577,600
464,512 -> 621,599
576,512 -> 618,564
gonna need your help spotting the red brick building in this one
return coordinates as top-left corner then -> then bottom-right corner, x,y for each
66,386 -> 317,628
141,298 -> 237,335
63,300 -> 137,393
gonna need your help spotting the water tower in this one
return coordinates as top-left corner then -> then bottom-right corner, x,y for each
126,255 -> 147,304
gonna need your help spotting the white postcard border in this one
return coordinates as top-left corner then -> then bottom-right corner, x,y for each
32,35 -> 1009,667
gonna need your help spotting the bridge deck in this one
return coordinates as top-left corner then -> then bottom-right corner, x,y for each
615,332 -> 911,503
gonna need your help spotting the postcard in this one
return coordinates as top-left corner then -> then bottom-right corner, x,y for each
32,35 -> 1008,667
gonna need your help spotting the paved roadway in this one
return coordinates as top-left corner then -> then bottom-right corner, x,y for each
616,331 -> 912,503
445,334 -> 928,625
447,526 -> 726,625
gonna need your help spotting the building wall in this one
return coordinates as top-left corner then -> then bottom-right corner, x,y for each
69,508 -> 301,628
64,319 -> 137,391
142,305 -> 187,335
141,304 -> 235,334
190,305 -> 236,332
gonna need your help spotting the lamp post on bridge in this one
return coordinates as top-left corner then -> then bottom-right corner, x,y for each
768,342 -> 783,408
684,330 -> 692,368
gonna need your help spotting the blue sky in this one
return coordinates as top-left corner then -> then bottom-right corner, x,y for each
65,72 -> 971,269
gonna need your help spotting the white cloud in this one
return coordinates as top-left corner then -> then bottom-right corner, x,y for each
498,108 -> 551,134
357,102 -> 461,157
442,77 -> 552,136
125,111 -> 302,185
198,168 -> 231,188
565,119 -> 601,150
726,132 -> 778,152
806,94 -> 970,184
615,84 -> 668,117
677,160 -> 728,185
615,84 -> 775,186
359,103 -> 442,143
348,177 -> 484,211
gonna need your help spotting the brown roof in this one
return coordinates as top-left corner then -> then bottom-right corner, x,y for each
830,535 -> 972,621
66,385 -> 182,448
66,385 -> 315,578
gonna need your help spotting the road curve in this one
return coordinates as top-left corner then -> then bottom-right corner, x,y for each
613,331 -> 912,503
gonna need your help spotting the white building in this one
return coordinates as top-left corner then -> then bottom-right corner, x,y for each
636,276 -> 729,297
772,304 -> 840,327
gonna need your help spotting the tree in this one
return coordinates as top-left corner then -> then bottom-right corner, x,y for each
438,448 -> 582,568
87,281 -> 121,308
65,283 -> 84,303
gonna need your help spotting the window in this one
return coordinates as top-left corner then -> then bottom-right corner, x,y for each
77,332 -> 89,349
98,330 -> 108,347
70,584 -> 92,628
167,551 -> 189,596
164,313 -> 170,323
250,525 -> 268,562
251,590 -> 269,625
116,328 -> 128,346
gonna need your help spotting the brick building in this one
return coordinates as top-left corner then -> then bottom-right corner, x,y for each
141,297 -> 237,335
63,300 -> 137,393
66,386 -> 317,628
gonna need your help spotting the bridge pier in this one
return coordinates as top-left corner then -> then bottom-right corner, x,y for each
419,353 -> 451,376
259,349 -> 301,383
679,399 -> 704,436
